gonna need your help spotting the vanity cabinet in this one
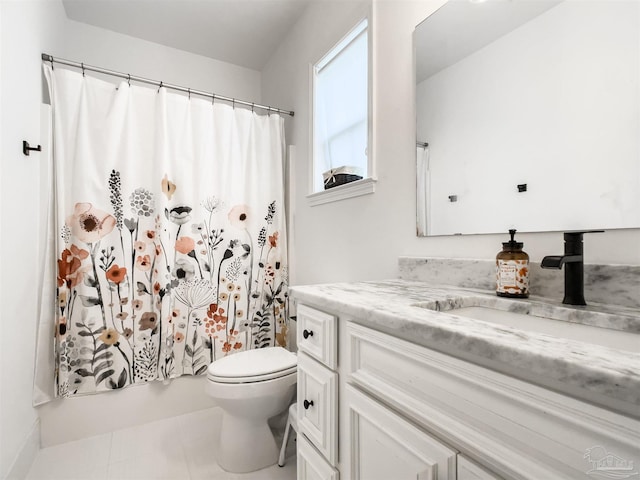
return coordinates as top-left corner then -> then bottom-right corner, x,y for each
457,456 -> 501,480
296,302 -> 499,480
295,300 -> 640,480
297,305 -> 339,479
345,384 -> 457,480
344,321 -> 639,479
296,302 -> 460,480
298,434 -> 339,480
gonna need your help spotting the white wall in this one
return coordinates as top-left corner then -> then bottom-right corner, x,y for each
0,1 -> 261,474
261,0 -> 378,286
55,19 -> 261,97
262,0 -> 640,290
0,0 -> 3,471
1,3 -> 64,475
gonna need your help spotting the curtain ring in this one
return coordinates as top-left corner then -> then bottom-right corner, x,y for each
81,63 -> 85,77
212,94 -> 215,105
50,57 -> 54,70
268,106 -> 271,117
158,81 -> 163,93
187,88 -> 191,100
127,74 -> 131,87
232,99 -> 235,110
251,103 -> 255,113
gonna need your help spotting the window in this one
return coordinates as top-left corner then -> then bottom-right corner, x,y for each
310,19 -> 374,204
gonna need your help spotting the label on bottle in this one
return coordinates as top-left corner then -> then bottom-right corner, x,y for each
496,259 -> 529,295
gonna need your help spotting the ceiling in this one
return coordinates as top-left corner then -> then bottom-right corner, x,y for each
62,0 -> 312,71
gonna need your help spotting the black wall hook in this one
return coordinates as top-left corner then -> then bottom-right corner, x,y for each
43,53 -> 54,70
23,141 -> 41,156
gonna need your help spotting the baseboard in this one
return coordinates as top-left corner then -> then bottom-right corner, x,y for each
5,419 -> 40,480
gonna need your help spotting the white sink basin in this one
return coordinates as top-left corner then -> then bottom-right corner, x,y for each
414,296 -> 640,352
451,305 -> 639,352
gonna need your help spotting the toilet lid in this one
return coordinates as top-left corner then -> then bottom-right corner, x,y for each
207,347 -> 297,383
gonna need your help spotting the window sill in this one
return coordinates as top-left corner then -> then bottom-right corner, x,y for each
307,177 -> 376,207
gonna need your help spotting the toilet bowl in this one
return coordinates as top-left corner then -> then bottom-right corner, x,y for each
205,347 -> 297,473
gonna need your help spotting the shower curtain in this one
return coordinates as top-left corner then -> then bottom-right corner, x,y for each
416,145 -> 430,236
34,65 -> 289,402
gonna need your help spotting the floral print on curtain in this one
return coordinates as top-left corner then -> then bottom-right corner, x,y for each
56,187 -> 287,396
43,65 -> 289,399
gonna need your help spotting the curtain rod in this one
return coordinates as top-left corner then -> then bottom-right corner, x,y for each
41,53 -> 295,117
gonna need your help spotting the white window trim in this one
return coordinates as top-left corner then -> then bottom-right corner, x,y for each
316,20 -> 367,72
308,12 -> 374,206
307,177 -> 377,207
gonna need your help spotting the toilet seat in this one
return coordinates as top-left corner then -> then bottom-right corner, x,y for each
207,347 -> 297,384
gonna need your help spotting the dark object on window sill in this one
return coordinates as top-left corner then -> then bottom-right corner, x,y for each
322,166 -> 363,190
324,173 -> 363,190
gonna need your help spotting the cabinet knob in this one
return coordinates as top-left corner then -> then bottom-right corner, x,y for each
302,329 -> 314,339
303,399 -> 314,410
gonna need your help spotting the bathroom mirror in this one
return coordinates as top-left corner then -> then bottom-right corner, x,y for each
415,0 -> 640,236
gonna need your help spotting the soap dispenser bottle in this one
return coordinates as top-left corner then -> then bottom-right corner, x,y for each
496,229 -> 529,298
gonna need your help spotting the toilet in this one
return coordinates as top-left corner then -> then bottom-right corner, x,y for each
205,347 -> 297,473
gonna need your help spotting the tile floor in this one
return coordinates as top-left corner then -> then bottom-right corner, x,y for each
26,407 -> 297,480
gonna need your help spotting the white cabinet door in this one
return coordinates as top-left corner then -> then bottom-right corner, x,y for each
345,385 -> 457,480
298,353 -> 338,465
298,434 -> 339,480
457,455 -> 502,480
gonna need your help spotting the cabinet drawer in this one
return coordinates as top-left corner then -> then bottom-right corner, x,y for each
345,385 -> 457,480
298,352 -> 338,465
297,304 -> 337,369
458,455 -> 502,480
298,434 -> 339,480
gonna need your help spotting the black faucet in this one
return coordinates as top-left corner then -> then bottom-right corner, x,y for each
540,231 -> 603,306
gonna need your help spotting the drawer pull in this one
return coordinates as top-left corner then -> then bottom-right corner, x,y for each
303,399 -> 314,410
303,329 -> 314,339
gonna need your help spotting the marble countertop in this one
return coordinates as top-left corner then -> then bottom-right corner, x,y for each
290,280 -> 640,419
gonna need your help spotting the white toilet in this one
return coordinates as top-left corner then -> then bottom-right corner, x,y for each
205,347 -> 297,473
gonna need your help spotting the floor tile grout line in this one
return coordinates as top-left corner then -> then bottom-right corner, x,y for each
177,418 -> 194,480
105,431 -> 114,476
105,413 -> 195,478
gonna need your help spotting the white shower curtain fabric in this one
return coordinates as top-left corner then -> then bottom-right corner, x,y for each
35,65 -> 289,403
416,145 -> 430,236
